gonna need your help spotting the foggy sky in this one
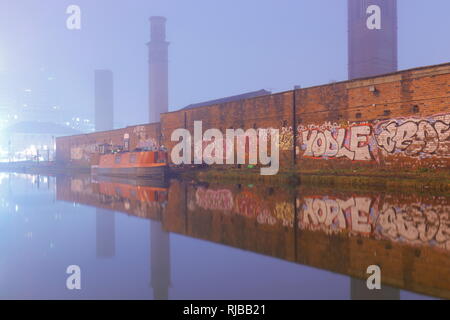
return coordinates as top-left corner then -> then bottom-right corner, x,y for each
0,0 -> 449,127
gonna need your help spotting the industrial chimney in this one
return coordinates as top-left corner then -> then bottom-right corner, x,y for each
94,70 -> 114,131
348,0 -> 398,80
148,16 -> 169,123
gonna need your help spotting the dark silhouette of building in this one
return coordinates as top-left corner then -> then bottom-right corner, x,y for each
96,208 -> 116,258
182,89 -> 271,110
95,70 -> 114,131
148,17 -> 169,123
150,220 -> 170,300
348,0 -> 398,79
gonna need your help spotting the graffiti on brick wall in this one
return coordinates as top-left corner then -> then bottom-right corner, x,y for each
299,195 -> 450,251
292,113 -> 450,161
298,123 -> 374,161
375,114 -> 450,158
196,127 -> 279,164
279,126 -> 294,151
134,126 -> 158,150
137,137 -> 158,150
70,143 -> 97,161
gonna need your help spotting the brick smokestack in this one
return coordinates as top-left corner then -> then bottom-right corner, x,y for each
94,70 -> 114,131
148,16 -> 169,123
348,0 -> 398,80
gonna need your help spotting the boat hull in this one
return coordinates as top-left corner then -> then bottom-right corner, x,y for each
91,165 -> 167,180
91,174 -> 169,189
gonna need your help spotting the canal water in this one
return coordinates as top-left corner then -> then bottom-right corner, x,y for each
0,173 -> 448,300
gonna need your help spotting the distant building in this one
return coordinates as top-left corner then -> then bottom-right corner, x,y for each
1,121 -> 80,162
95,70 -> 114,132
0,68 -> 68,131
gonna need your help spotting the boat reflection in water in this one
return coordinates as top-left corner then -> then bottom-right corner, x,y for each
56,175 -> 450,300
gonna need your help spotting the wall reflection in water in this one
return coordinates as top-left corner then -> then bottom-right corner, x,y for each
54,175 -> 450,300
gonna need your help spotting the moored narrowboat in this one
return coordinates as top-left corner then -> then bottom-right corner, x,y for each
91,150 -> 168,179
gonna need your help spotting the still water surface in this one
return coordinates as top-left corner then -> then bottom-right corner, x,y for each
0,173 -> 447,300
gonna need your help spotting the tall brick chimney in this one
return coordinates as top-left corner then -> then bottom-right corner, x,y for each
348,0 -> 398,79
94,70 -> 114,131
148,16 -> 169,123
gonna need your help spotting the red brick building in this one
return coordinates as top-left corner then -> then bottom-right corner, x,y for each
56,62 -> 450,172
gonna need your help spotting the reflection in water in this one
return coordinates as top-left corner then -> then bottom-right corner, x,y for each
53,175 -> 450,299
96,209 -> 115,258
150,221 -> 170,300
351,278 -> 400,300
0,173 -> 447,299
299,194 -> 450,250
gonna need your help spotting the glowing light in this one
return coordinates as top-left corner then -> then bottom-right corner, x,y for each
0,173 -> 9,184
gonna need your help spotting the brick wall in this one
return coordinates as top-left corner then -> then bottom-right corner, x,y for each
161,91 -> 294,168
294,64 -> 450,170
56,62 -> 450,171
56,123 -> 161,167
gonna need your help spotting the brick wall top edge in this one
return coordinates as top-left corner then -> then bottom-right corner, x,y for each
161,91 -> 292,116
55,122 -> 161,141
345,62 -> 450,83
57,62 -> 450,143
325,64 -> 450,90
161,62 -> 449,118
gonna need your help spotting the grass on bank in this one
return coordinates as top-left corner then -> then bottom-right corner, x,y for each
182,166 -> 450,195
